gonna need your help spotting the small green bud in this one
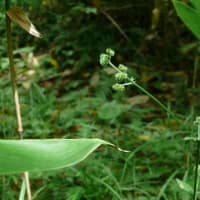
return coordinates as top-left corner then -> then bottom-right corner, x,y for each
130,77 -> 136,83
99,53 -> 110,67
118,64 -> 128,72
112,83 -> 125,91
115,72 -> 128,82
106,48 -> 115,57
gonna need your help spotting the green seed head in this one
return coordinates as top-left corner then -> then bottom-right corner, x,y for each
99,53 -> 110,67
115,72 -> 128,82
106,48 -> 115,57
130,77 -> 136,83
118,64 -> 128,72
112,83 -> 125,91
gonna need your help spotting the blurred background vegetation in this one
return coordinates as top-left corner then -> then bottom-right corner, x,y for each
0,0 -> 200,199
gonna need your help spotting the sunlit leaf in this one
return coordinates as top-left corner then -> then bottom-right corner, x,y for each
173,1 -> 200,39
126,95 -> 149,106
176,179 -> 193,194
190,0 -> 200,12
0,138 -> 112,174
7,7 -> 41,38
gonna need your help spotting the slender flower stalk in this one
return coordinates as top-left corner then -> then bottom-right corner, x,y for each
5,0 -> 32,199
100,48 -> 177,120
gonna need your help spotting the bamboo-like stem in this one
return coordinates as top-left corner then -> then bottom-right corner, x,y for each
5,1 -> 23,135
193,139 -> 200,200
191,55 -> 200,200
5,0 -> 32,199
24,172 -> 32,200
192,55 -> 199,89
190,55 -> 199,122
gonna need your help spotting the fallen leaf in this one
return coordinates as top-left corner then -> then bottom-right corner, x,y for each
7,7 -> 41,38
90,72 -> 99,87
138,134 -> 151,140
126,95 -> 149,106
103,67 -> 115,75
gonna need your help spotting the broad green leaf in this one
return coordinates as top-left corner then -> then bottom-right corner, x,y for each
190,0 -> 200,12
173,1 -> 200,39
0,139 -> 112,174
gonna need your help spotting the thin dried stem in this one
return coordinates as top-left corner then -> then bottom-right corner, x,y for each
24,172 -> 32,200
101,10 -> 131,43
5,0 -> 32,199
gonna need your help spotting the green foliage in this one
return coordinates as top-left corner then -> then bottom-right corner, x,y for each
0,139 -> 111,174
176,178 -> 193,194
97,101 -> 126,120
190,0 -> 200,12
1,0 -> 200,199
173,0 -> 200,39
100,48 -> 176,118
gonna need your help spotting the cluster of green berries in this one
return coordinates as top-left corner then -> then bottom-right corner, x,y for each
113,64 -> 128,91
100,48 -> 130,91
99,48 -> 115,67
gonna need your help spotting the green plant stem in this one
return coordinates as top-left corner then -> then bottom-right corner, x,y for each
192,56 -> 199,89
132,81 -> 174,117
133,80 -> 178,120
109,61 -> 121,73
190,56 -> 199,123
157,169 -> 180,200
5,1 -> 32,199
5,0 -> 23,135
109,61 -> 177,120
193,140 -> 200,200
